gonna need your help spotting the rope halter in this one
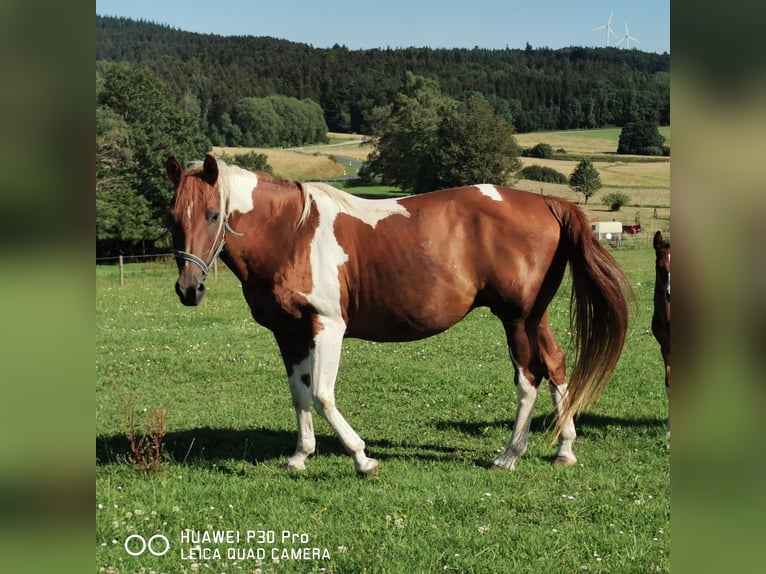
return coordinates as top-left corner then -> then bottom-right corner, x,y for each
173,218 -> 243,278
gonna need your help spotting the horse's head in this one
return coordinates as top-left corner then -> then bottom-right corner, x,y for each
166,154 -> 226,306
653,230 -> 671,303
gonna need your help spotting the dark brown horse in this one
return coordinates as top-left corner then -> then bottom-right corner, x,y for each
652,230 -> 671,437
166,154 -> 631,476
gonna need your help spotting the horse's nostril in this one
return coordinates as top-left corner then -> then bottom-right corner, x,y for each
198,283 -> 206,293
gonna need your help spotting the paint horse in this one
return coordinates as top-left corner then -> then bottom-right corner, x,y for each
652,230 -> 671,437
166,154 -> 631,476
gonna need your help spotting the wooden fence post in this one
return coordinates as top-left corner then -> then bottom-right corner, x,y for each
119,255 -> 124,287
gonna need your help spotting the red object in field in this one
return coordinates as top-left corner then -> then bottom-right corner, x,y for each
622,223 -> 641,235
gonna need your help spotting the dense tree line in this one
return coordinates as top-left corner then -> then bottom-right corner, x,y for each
96,16 -> 670,143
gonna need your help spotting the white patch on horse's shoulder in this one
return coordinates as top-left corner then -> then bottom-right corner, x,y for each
300,191 -> 350,321
475,184 -> 503,202
307,183 -> 410,228
222,164 -> 257,214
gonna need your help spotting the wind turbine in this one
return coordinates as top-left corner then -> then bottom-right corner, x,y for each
617,21 -> 640,49
593,11 -> 617,47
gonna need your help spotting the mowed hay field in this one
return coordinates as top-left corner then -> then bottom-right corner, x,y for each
513,128 -> 670,229
213,133 -> 373,180
215,128 -> 669,232
213,146 -> 346,181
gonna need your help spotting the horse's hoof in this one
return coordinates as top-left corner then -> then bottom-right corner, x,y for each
356,460 -> 379,478
552,456 -> 577,467
284,461 -> 306,472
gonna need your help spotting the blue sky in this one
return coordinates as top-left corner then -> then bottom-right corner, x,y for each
96,0 -> 669,54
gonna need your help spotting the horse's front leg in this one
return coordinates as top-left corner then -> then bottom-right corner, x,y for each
311,317 -> 379,477
275,335 -> 316,471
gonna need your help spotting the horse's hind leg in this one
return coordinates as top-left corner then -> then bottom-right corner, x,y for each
493,318 -> 543,470
539,318 -> 577,466
662,345 -> 670,438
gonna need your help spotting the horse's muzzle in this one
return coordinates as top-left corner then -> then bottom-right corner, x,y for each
175,274 -> 206,306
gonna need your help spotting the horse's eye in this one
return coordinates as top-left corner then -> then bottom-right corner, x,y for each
207,211 -> 220,224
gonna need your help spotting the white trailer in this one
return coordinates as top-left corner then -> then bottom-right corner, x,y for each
591,221 -> 623,243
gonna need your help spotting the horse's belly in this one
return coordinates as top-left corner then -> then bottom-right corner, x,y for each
344,295 -> 472,342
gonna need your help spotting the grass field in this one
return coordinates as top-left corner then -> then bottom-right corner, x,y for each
96,248 -> 669,573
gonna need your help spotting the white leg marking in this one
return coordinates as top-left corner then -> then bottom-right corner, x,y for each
285,356 -> 315,471
493,351 -> 538,470
550,383 -> 577,465
665,385 -> 670,438
312,318 -> 378,476
666,253 -> 671,298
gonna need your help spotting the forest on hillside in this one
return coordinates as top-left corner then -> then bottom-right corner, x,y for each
96,16 -> 670,145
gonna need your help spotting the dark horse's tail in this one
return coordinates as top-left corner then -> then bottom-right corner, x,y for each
544,196 -> 633,438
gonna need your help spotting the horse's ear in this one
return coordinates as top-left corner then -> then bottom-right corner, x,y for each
653,230 -> 664,251
201,154 -> 219,185
166,156 -> 183,187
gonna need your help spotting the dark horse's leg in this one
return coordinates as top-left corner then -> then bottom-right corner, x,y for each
493,312 -> 577,469
539,317 -> 578,466
492,314 -> 546,469
662,344 -> 670,438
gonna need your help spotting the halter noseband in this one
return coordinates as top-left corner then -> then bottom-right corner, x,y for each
173,219 -> 242,278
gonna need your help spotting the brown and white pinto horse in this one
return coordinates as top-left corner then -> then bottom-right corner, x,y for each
166,154 -> 631,476
652,230 -> 671,437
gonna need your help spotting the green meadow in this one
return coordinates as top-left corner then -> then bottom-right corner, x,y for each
96,248 -> 668,573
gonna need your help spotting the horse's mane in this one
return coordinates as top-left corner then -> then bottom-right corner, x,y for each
185,159 -> 357,230
213,161 -> 316,228
301,182 -> 357,226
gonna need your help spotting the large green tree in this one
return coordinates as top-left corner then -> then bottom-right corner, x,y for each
235,97 -> 285,147
96,63 -> 210,255
433,95 -> 521,189
617,121 -> 666,155
96,106 -> 156,249
363,72 -> 456,193
364,74 -> 521,194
